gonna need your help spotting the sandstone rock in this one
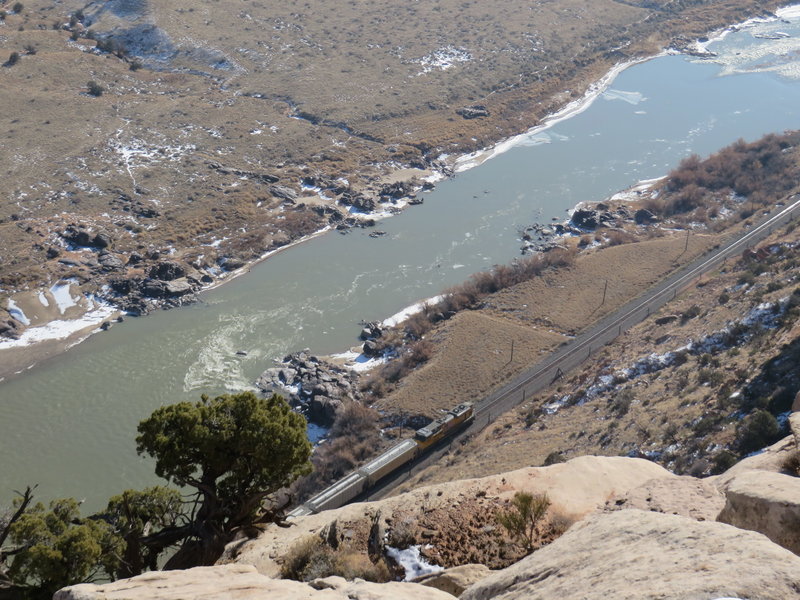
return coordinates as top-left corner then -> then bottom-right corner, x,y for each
717,469 -> 800,555
54,564 -> 454,600
461,510 -> 800,600
713,435 -> 796,489
605,475 -> 725,522
222,456 -> 673,578
790,411 -> 800,445
417,564 -> 492,597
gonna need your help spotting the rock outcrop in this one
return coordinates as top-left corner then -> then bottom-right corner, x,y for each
717,469 -> 800,555
460,509 -> 800,600
256,351 -> 361,425
416,564 -> 492,597
605,474 -> 725,521
54,565 -> 455,600
221,456 -> 673,577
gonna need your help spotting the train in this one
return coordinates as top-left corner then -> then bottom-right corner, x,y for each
288,402 -> 474,518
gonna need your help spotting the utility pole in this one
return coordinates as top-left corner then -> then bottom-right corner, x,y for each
684,229 -> 690,253
601,279 -> 608,305
510,340 -> 514,363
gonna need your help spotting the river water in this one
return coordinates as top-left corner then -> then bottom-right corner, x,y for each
2,8 -> 800,510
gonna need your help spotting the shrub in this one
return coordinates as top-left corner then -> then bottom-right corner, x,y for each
5,52 -> 19,67
12,2 -> 23,14
735,409 -> 781,455
611,388 -> 634,416
781,450 -> 800,477
542,451 -> 566,466
680,305 -> 701,322
497,492 -> 551,552
710,449 -> 738,474
87,80 -> 104,96
280,536 -> 390,582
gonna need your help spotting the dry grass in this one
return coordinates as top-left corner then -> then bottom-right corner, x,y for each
376,231 -> 719,418
392,221 -> 800,490
0,0 -> 785,295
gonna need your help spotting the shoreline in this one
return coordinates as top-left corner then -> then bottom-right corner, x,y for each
2,5 -> 796,382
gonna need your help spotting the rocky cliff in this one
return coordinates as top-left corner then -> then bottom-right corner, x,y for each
56,437 -> 800,599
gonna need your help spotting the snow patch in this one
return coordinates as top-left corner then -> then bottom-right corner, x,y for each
386,545 -> 443,581
50,281 -> 79,314
0,300 -> 116,351
382,295 -> 445,328
7,299 -> 30,326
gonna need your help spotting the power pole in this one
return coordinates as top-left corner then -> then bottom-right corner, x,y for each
601,279 -> 608,305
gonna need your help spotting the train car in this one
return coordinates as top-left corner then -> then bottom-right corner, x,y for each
414,402 -> 474,450
358,438 -> 419,484
288,402 -> 474,518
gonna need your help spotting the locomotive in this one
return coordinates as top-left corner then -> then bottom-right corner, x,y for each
288,402 -> 474,517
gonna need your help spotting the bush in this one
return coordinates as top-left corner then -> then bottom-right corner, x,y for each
280,536 -> 390,582
735,409 -> 781,455
782,450 -> 800,477
710,449 -> 738,474
12,2 -> 23,14
5,52 -> 19,67
87,80 -> 104,97
542,451 -> 566,466
497,492 -> 551,552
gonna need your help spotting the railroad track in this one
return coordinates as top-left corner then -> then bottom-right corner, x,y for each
364,195 -> 800,501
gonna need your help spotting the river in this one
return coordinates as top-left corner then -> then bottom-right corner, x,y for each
2,7 -> 800,510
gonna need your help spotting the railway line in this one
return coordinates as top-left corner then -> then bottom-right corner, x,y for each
294,195 -> 800,513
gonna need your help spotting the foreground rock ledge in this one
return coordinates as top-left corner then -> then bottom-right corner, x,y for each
54,564 -> 456,600
461,509 -> 800,600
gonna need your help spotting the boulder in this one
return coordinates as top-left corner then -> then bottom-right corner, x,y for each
378,181 -> 413,201
149,261 -> 186,281
569,208 -> 598,229
54,565 -> 455,600
417,564 -> 492,597
98,251 -> 124,270
141,279 -> 167,298
93,231 -> 113,248
461,510 -> 800,600
165,279 -> 194,296
270,185 -> 298,202
456,105 -> 490,119
363,339 -> 380,357
634,208 -> 658,224
717,469 -> 800,555
309,395 -> 342,425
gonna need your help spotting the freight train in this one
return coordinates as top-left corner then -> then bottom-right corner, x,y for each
288,402 -> 474,517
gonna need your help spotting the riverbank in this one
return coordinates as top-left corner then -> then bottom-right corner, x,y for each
0,0 -> 790,372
